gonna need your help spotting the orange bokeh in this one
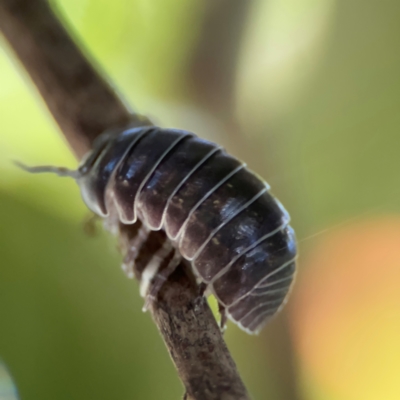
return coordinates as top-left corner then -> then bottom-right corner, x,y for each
290,217 -> 400,400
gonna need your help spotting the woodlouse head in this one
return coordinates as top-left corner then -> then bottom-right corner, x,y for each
14,131 -> 115,217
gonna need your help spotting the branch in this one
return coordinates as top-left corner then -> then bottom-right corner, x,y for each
0,0 -> 250,399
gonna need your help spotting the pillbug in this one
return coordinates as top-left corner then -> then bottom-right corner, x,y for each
19,125 -> 297,334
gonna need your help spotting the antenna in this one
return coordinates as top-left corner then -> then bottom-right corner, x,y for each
14,161 -> 81,179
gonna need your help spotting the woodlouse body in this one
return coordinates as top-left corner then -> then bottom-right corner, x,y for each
76,126 -> 297,334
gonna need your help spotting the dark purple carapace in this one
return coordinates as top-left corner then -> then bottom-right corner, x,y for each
23,126 -> 297,334
77,126 -> 297,334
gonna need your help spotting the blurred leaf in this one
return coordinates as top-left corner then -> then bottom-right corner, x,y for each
237,0 -> 336,127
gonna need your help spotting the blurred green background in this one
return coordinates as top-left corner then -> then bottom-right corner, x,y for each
1,0 -> 400,399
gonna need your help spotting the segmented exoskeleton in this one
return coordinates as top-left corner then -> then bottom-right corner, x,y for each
20,126 -> 297,334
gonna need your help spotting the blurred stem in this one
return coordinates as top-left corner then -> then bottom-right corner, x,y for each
186,0 -> 252,121
0,0 -> 250,399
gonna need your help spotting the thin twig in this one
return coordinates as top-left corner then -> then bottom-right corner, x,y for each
0,0 -> 250,399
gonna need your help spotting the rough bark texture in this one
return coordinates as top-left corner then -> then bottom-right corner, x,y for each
0,0 -> 250,399
153,269 -> 248,400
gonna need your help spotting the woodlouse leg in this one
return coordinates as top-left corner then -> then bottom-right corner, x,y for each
219,303 -> 228,334
198,282 -> 207,297
142,249 -> 182,312
82,212 -> 101,237
121,224 -> 150,279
